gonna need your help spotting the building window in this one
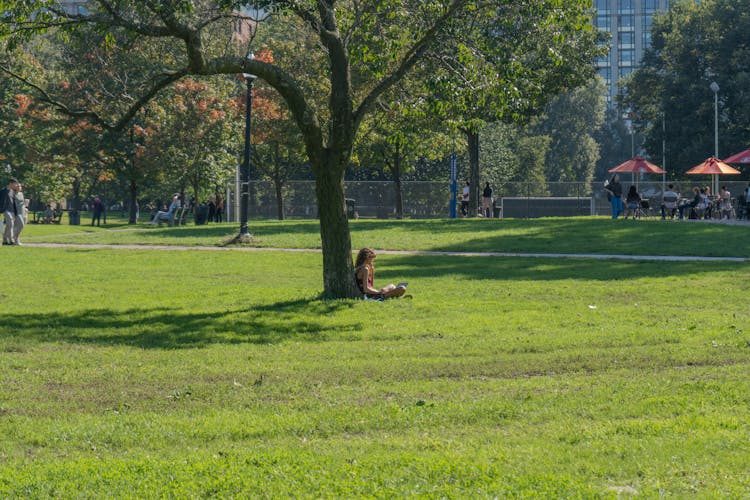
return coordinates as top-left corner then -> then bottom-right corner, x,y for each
619,31 -> 634,47
595,14 -> 610,30
618,15 -> 634,29
643,31 -> 652,48
617,0 -> 634,13
595,0 -> 610,10
619,49 -> 635,65
598,67 -> 612,85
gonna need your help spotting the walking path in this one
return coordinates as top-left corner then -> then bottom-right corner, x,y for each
21,242 -> 750,262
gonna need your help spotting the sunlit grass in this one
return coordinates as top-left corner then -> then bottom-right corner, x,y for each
2,223 -> 750,496
21,216 -> 750,258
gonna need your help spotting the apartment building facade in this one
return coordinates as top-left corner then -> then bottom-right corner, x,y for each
594,0 -> 670,105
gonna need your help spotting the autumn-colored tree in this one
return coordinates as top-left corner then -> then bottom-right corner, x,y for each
148,77 -> 240,206
1,1 -> 604,298
246,49 -> 307,220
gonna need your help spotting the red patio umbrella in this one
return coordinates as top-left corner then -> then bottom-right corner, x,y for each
722,147 -> 750,164
685,156 -> 740,195
608,156 -> 665,189
608,156 -> 666,174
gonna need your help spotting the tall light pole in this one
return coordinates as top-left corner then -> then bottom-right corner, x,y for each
662,112 -> 666,194
238,53 -> 257,241
710,81 -> 720,194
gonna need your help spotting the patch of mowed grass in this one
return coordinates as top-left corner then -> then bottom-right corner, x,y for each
22,216 -> 750,257
1,247 -> 750,496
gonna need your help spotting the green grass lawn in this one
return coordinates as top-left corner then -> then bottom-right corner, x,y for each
22,216 -> 750,258
2,218 -> 749,497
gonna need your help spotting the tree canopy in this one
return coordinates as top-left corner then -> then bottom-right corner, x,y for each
622,0 -> 750,172
1,0 -> 603,297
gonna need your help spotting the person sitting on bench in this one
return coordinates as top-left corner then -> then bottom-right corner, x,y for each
149,193 -> 181,225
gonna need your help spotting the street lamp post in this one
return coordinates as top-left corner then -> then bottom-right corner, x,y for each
238,59 -> 257,241
710,81 -> 720,194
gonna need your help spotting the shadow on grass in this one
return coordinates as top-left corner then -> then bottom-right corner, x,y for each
380,253 -> 745,282
3,299 -> 361,349
423,220 -> 750,258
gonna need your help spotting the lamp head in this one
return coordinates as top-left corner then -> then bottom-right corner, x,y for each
243,51 -> 257,81
710,81 -> 719,93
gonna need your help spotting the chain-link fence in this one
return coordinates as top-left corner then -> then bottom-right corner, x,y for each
222,179 -> 750,220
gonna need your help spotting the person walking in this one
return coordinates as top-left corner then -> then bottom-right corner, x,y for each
91,196 -> 103,226
482,182 -> 493,218
461,180 -> 470,217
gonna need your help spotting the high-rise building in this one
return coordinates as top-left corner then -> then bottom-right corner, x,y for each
593,0 -> 670,105
56,0 -> 88,15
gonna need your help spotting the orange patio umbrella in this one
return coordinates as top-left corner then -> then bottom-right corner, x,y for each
608,156 -> 665,189
685,156 -> 740,195
722,147 -> 750,164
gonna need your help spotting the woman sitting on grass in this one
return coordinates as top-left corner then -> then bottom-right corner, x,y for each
354,247 -> 407,300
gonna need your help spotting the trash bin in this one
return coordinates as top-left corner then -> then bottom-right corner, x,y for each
345,198 -> 358,219
194,204 -> 209,225
493,202 -> 502,219
68,209 -> 80,225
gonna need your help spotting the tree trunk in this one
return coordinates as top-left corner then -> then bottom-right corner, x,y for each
274,176 -> 285,221
393,147 -> 403,219
128,179 -> 138,224
72,173 -> 82,211
314,164 -> 358,299
467,130 -> 480,217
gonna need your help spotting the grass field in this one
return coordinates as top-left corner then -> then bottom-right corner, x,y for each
2,217 -> 750,497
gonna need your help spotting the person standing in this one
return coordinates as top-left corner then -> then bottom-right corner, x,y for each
482,182 -> 493,218
215,192 -> 224,223
91,196 -> 103,226
604,174 -> 623,220
11,182 -> 25,245
207,195 -> 216,223
461,180 -> 470,217
1,178 -> 19,245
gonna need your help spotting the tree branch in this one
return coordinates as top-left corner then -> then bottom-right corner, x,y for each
353,0 -> 469,131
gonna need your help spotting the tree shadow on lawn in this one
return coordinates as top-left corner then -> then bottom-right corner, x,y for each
428,223 -> 750,257
3,299 -> 362,349
382,253 -> 745,282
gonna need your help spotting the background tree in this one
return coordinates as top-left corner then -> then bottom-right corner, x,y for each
1,0 -> 604,298
247,49 -> 307,220
622,0 -> 750,173
425,2 -> 606,215
532,78 -> 607,193
154,77 -> 240,206
480,122 -> 550,197
354,93 -> 451,218
593,107 -> 634,181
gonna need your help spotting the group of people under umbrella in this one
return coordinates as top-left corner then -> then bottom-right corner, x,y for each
604,148 -> 750,220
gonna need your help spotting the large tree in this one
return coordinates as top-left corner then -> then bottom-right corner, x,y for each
533,78 -> 606,190
622,0 -> 750,172
1,0 -> 603,298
